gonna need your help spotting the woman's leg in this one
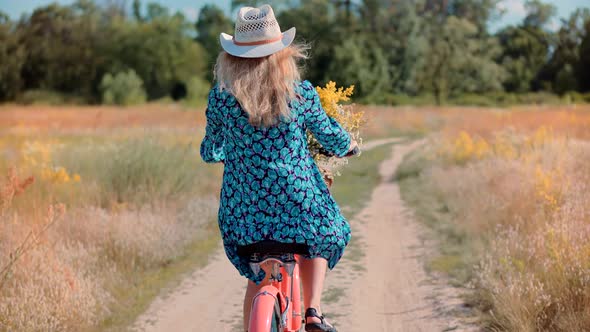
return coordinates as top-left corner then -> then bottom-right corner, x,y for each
299,257 -> 331,324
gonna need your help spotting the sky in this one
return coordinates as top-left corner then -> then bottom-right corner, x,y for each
493,0 -> 588,30
1,0 -> 588,32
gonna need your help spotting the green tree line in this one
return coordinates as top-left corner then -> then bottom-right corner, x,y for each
1,0 -> 589,105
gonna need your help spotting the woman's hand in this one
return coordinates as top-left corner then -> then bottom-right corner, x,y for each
317,138 -> 359,158
344,139 -> 360,157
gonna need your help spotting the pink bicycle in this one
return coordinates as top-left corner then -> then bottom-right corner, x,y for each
237,241 -> 307,332
238,145 -> 359,331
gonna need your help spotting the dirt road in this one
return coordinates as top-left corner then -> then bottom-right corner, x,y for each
132,139 -> 473,332
321,141 -> 475,332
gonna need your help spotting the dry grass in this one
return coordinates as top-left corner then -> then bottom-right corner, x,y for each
0,103 -> 205,131
0,104 -> 222,331
3,103 -> 590,331
359,104 -> 590,140
3,102 -> 589,138
324,101 -> 590,330
400,124 -> 590,331
0,165 -> 219,331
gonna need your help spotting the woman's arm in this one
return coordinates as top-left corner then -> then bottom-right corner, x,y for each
200,88 -> 226,163
302,81 -> 352,157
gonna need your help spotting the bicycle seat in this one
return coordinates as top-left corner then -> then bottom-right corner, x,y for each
236,240 -> 310,258
238,240 -> 309,277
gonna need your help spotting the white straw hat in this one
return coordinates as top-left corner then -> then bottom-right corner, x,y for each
220,4 -> 296,58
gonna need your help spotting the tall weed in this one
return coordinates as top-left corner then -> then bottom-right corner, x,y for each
55,136 -> 210,207
404,130 -> 590,331
0,136 -> 221,331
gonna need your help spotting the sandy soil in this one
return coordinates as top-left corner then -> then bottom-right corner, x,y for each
131,139 -> 476,332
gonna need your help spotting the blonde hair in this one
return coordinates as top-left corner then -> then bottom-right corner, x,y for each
214,43 -> 308,127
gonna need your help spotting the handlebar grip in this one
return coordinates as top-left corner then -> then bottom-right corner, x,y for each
318,145 -> 360,158
344,146 -> 360,157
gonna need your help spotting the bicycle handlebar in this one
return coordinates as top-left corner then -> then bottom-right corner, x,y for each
318,145 -> 360,158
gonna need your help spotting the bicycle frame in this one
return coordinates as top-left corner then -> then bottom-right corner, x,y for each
248,254 -> 303,332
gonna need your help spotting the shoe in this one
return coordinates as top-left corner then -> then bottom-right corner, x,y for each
304,308 -> 337,332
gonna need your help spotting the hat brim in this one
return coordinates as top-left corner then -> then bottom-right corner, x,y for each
220,27 -> 296,58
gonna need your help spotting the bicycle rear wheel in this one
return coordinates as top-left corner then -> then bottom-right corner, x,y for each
269,304 -> 281,332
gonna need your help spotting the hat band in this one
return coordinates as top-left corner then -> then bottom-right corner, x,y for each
233,34 -> 283,46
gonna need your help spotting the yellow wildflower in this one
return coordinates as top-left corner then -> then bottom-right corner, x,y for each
316,81 -> 355,118
526,126 -> 553,148
535,165 -> 560,210
21,140 -> 55,168
314,81 -> 364,136
311,81 -> 365,179
449,131 -> 489,163
41,166 -> 81,184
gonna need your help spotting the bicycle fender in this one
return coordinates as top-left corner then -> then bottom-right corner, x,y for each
249,285 -> 282,332
289,260 -> 302,331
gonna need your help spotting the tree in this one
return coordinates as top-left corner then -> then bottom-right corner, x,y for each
0,12 -> 25,101
328,36 -> 391,100
449,0 -> 502,32
497,26 -> 549,92
277,0 -> 345,84
195,5 -> 233,81
355,0 -> 503,95
410,16 -> 505,104
17,2 -> 105,100
540,8 -> 590,93
579,19 -> 590,92
554,64 -> 578,93
359,0 -> 423,94
146,3 -> 169,21
105,13 -> 207,99
103,0 -> 127,18
496,1 -> 556,92
523,0 -> 557,29
230,0 -> 296,11
132,0 -> 143,21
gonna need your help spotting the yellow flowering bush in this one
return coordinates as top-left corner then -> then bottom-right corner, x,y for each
41,166 -> 81,184
418,125 -> 590,330
311,81 -> 365,185
440,127 -> 563,165
19,140 -> 81,185
21,140 -> 55,168
534,165 -> 564,213
526,125 -> 554,148
446,131 -> 490,163
440,128 -> 567,214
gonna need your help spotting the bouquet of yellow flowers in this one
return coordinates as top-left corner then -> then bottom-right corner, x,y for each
310,81 -> 365,187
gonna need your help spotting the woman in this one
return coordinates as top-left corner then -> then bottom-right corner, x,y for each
200,5 -> 358,332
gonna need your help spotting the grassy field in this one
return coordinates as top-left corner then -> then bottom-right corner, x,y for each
0,103 -> 221,331
2,102 -> 590,331
0,103 -> 406,331
395,105 -> 590,331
